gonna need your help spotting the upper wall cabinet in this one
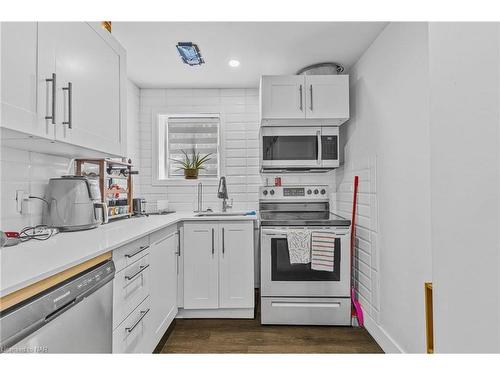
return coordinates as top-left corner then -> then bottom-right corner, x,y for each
260,75 -> 349,125
1,22 -> 127,157
1,23 -> 51,139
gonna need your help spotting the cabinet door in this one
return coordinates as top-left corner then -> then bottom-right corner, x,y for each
261,75 -> 306,119
219,222 -> 254,308
51,23 -> 122,154
183,222 -> 219,309
305,75 -> 349,120
148,231 -> 178,350
1,22 -> 51,138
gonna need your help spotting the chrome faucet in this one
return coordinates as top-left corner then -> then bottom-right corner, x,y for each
217,176 -> 232,212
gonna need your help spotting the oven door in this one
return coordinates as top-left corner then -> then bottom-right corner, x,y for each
261,127 -> 321,168
260,227 -> 350,297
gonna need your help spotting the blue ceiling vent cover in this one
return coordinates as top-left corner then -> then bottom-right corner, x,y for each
176,42 -> 205,66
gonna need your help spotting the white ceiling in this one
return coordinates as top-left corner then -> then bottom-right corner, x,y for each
112,22 -> 387,88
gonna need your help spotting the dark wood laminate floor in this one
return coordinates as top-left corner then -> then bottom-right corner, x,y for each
160,295 -> 383,354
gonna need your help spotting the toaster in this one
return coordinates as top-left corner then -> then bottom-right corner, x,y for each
43,176 -> 108,231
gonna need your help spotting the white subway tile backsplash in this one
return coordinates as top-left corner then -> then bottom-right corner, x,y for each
334,156 -> 380,319
0,147 -> 71,230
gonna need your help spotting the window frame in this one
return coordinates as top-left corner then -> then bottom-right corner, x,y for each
152,111 -> 225,186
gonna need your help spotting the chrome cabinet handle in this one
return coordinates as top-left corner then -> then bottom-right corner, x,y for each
125,245 -> 149,258
222,227 -> 225,256
299,84 -> 303,111
125,264 -> 149,281
177,230 -> 181,256
62,82 -> 72,129
125,308 -> 150,333
317,130 -> 322,165
45,73 -> 56,124
310,85 -> 313,111
211,228 -> 214,256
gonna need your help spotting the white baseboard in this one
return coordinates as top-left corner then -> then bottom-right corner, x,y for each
176,308 -> 254,319
363,314 -> 404,353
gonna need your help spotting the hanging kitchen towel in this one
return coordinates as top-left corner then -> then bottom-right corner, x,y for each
287,230 -> 311,264
311,231 -> 335,272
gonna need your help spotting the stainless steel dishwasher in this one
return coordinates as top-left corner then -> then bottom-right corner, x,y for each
0,260 -> 115,353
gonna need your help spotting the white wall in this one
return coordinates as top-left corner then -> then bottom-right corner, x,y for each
337,22 -> 432,353
428,22 -> 500,353
137,88 -> 334,212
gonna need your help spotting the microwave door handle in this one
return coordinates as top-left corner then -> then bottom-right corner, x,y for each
317,130 -> 322,165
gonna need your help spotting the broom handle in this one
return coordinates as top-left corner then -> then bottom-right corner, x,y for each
351,176 -> 359,283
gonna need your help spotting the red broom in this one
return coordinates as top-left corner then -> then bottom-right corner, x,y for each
351,175 -> 364,327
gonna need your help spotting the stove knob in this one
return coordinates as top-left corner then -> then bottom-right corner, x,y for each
270,189 -> 275,195
314,189 -> 319,195
307,189 -> 312,195
321,189 -> 326,195
263,190 -> 268,196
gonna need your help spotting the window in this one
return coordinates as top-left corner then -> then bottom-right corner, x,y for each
157,115 -> 220,181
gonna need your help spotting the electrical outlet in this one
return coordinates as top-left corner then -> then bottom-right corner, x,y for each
15,190 -> 31,214
15,190 -> 25,213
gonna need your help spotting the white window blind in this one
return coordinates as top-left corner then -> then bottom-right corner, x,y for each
164,116 -> 220,179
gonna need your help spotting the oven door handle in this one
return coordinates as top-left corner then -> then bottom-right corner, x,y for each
263,230 -> 289,237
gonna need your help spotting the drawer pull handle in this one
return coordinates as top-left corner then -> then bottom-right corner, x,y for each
271,301 -> 341,308
125,264 -> 150,281
125,308 -> 150,333
125,245 -> 149,258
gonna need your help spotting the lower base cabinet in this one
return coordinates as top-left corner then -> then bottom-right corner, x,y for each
183,221 -> 254,315
146,228 -> 179,350
113,296 -> 152,353
112,226 -> 179,353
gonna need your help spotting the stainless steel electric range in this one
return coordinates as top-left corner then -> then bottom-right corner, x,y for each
259,185 -> 352,326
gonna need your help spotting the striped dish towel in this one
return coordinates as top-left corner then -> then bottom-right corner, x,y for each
311,231 -> 335,272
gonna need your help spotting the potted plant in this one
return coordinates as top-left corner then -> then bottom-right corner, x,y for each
171,149 -> 212,179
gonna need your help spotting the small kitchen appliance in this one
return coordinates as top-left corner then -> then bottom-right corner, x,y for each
260,126 -> 339,171
133,198 -> 147,216
43,176 -> 107,231
259,185 -> 351,325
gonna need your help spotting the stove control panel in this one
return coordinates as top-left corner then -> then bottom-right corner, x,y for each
260,185 -> 329,200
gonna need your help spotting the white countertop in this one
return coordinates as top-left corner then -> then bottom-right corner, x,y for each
0,211 -> 257,297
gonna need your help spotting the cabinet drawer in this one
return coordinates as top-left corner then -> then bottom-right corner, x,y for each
113,236 -> 150,272
261,297 -> 351,326
113,296 -> 152,353
113,254 -> 151,329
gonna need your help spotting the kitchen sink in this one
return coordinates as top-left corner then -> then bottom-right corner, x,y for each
195,211 -> 251,217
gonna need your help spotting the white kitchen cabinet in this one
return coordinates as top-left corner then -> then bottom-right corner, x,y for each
1,22 -> 52,138
183,221 -> 254,313
305,75 -> 349,120
148,229 -> 178,350
219,222 -> 254,308
1,22 -> 127,157
260,75 -> 349,125
260,75 -> 306,119
48,22 -> 123,155
183,222 -> 219,309
113,296 -> 152,353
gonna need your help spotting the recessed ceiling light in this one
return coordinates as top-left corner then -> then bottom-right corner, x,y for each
228,59 -> 240,68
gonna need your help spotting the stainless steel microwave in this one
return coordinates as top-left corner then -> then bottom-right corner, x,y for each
260,126 -> 339,170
